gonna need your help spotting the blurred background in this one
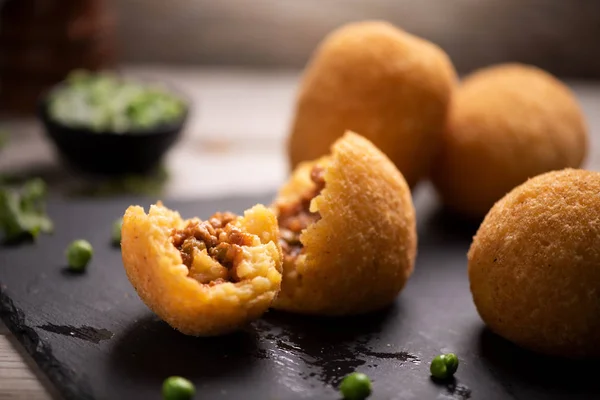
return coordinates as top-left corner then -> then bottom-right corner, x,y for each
118,0 -> 600,75
1,2 -> 600,398
3,0 -> 600,115
1,0 -> 600,197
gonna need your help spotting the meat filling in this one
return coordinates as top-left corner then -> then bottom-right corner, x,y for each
171,212 -> 254,285
277,165 -> 326,261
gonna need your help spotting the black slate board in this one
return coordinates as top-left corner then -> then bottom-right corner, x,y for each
0,186 -> 598,400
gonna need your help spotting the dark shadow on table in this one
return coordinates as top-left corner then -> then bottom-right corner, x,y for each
109,314 -> 263,381
478,327 -> 599,399
2,235 -> 36,247
260,302 -> 400,340
418,205 -> 483,248
110,303 -> 403,390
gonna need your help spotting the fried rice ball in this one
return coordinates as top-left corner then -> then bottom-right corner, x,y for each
273,131 -> 417,315
121,203 -> 282,336
288,20 -> 456,188
432,63 -> 588,218
468,169 -> 600,357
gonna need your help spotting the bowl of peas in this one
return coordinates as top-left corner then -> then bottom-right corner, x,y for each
38,70 -> 189,175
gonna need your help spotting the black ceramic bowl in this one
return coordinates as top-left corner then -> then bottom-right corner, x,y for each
37,84 -> 188,176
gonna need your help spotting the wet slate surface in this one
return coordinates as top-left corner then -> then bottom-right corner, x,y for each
0,187 -> 598,400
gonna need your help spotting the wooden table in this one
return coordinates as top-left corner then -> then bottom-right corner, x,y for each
1,67 -> 599,399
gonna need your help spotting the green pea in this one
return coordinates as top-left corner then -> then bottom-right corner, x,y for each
430,355 -> 447,379
444,353 -> 459,375
162,376 -> 195,400
112,218 -> 123,245
339,372 -> 372,400
66,239 -> 93,271
430,353 -> 459,379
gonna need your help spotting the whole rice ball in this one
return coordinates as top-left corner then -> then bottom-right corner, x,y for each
468,169 -> 600,357
432,63 -> 588,218
288,20 -> 456,188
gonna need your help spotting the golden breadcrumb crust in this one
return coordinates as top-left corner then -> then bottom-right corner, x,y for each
121,203 -> 282,336
288,20 -> 456,188
433,63 -> 588,218
468,169 -> 600,357
274,131 -> 417,315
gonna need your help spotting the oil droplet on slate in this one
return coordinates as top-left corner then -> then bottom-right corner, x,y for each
38,324 -> 113,344
252,318 -> 421,388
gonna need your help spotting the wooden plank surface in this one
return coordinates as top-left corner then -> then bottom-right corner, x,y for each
0,321 -> 60,399
1,66 -> 599,399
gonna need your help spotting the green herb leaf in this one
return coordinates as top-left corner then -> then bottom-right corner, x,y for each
0,178 -> 53,241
